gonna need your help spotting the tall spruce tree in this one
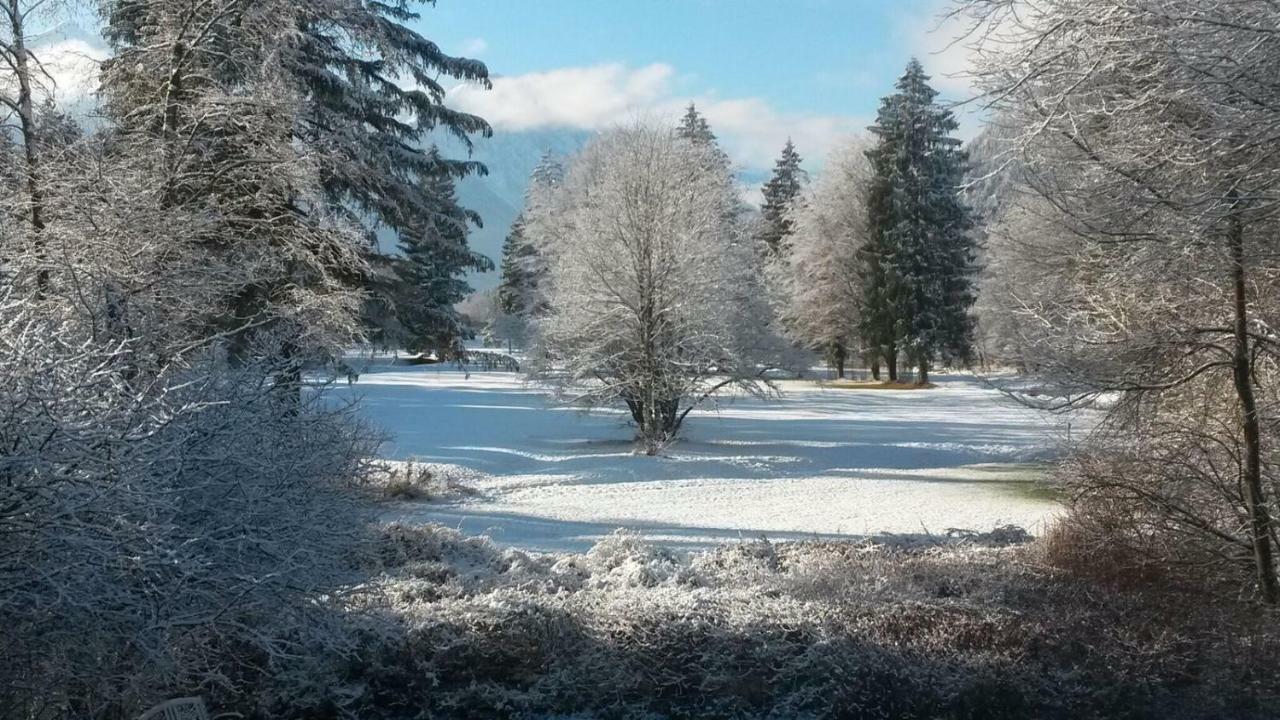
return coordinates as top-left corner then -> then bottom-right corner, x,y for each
677,103 -> 731,169
288,1 -> 494,349
498,152 -> 564,320
102,0 -> 495,352
758,139 -> 806,256
394,156 -> 478,355
498,215 -> 533,316
861,59 -> 976,384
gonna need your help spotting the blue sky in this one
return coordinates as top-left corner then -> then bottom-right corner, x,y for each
35,0 -> 978,175
418,0 -> 979,171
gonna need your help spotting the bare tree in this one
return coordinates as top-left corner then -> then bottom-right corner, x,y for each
960,0 -> 1280,601
776,136 -> 874,378
529,124 -> 788,454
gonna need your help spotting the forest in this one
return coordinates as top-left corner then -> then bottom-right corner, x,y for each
3,1 -> 1280,718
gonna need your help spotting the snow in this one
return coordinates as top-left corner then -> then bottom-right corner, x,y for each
333,362 -> 1068,552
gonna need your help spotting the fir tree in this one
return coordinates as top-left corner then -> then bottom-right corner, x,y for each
861,59 -> 977,384
499,152 -> 564,321
758,139 -> 806,256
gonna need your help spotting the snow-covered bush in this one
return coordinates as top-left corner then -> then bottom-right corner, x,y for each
251,525 -> 1280,720
0,290 -> 379,716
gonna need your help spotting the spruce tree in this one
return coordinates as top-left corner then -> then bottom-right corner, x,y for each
393,158 -> 478,356
677,103 -> 731,169
758,139 -> 806,256
498,152 -> 564,321
861,59 -> 976,384
103,0 -> 495,351
498,215 -> 532,316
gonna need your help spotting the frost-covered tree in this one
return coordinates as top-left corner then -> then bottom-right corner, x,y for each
103,0 -> 495,350
861,59 -> 977,384
530,124 -> 786,454
0,0 -> 77,292
780,138 -> 873,378
961,0 -> 1280,602
758,139 -> 807,257
0,2 -> 386,713
963,121 -> 1027,369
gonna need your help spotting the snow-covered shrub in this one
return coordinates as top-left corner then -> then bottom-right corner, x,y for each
369,460 -> 483,502
0,291 -> 378,717
259,528 -> 1280,720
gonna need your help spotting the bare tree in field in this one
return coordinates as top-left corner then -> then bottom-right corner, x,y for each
960,0 -> 1280,601
777,136 -> 874,379
529,124 -> 787,454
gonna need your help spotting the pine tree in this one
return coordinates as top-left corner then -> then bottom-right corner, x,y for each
758,139 -> 806,256
499,152 -> 564,320
861,59 -> 976,384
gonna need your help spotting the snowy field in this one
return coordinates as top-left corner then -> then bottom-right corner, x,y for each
332,362 -> 1069,552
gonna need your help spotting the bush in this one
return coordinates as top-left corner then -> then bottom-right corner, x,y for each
260,526 -> 1280,720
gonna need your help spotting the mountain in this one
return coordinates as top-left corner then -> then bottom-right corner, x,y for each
441,127 -> 770,291
439,128 -> 594,290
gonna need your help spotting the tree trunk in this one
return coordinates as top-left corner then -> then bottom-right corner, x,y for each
1228,196 -> 1278,604
870,358 -> 880,381
7,0 -> 48,292
885,342 -> 898,382
832,342 -> 846,379
917,358 -> 929,386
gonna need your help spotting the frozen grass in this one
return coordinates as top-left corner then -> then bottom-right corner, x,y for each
331,364 -> 1068,552
242,524 -> 1280,719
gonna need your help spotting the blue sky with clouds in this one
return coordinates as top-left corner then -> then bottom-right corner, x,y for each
418,0 -> 980,171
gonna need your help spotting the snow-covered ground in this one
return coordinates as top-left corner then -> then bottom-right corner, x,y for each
333,363 -> 1069,552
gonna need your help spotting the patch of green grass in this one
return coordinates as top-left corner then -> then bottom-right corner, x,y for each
960,462 -> 1062,502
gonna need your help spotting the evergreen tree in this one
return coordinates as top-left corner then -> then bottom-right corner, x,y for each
103,0 -> 496,350
861,59 -> 976,384
498,215 -> 533,316
758,139 -> 806,256
499,152 -> 564,320
676,103 -> 731,169
393,158 -> 477,356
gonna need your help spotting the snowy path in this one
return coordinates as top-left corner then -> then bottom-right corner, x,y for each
334,365 -> 1068,552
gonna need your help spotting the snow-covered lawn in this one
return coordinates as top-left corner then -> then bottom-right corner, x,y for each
335,364 -> 1068,552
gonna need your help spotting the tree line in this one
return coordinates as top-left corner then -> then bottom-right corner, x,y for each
488,63 -> 979,452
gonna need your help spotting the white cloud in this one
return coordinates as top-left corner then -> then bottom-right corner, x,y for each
448,63 -> 868,172
899,1 -> 989,140
458,37 -> 488,56
24,39 -> 106,105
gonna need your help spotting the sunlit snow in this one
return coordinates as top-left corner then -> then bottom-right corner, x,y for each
335,362 -> 1068,552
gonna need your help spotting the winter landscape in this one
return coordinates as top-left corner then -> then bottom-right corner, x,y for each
346,362 -> 1064,552
6,1 -> 1280,718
